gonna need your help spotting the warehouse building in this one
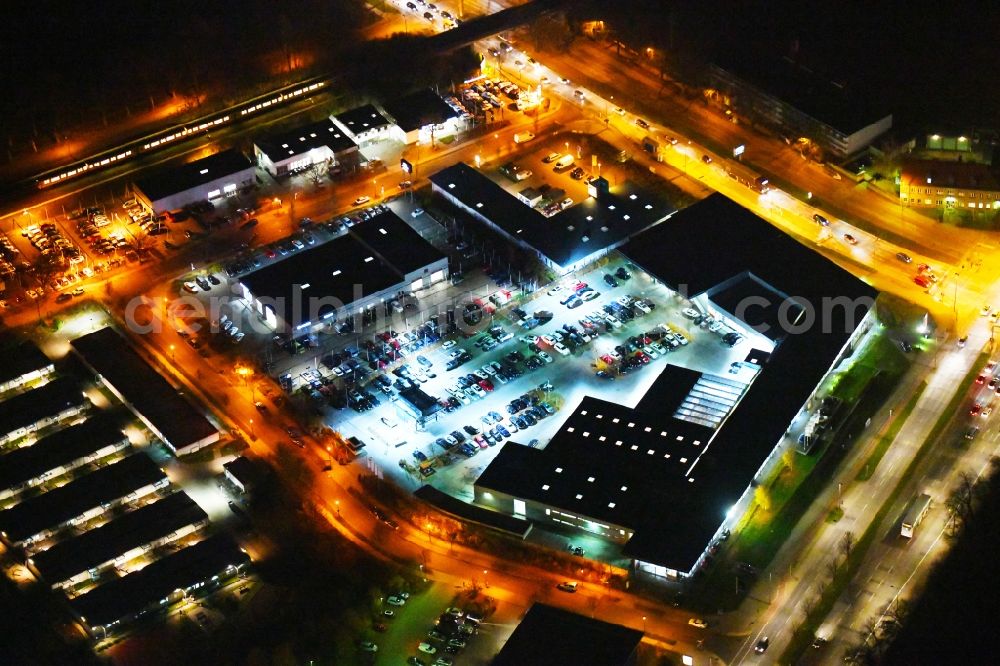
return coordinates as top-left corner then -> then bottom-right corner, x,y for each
495,603 -> 643,666
71,533 -> 250,637
0,411 -> 130,502
0,453 -> 168,548
381,88 -> 463,145
132,149 -> 257,213
238,210 -> 447,337
253,118 -> 360,178
71,328 -> 219,455
332,104 -> 394,145
475,194 -> 877,581
430,162 -> 674,274
0,341 -> 54,394
0,377 -> 88,447
28,491 -> 208,590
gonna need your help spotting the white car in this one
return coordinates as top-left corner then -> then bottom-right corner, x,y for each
470,384 -> 487,398
182,281 -> 199,293
387,595 -> 406,605
682,307 -> 701,320
418,642 -> 438,655
411,208 -> 424,218
616,296 -> 633,307
352,196 -> 371,206
521,335 -> 539,345
643,345 -> 659,359
546,285 -> 564,296
605,315 -> 622,329
481,364 -> 497,376
688,618 -> 708,629
613,106 -> 626,116
581,290 -> 600,302
537,351 -> 553,364
540,335 -> 555,346
634,300 -> 651,314
442,340 -> 457,349
553,342 -> 570,356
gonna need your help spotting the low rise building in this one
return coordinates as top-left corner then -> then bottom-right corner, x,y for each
0,341 -> 54,394
238,209 -> 447,337
899,159 -> 1000,211
381,88 -> 463,145
223,456 -> 266,494
132,149 -> 257,213
475,194 -> 877,581
0,377 -> 87,447
332,104 -> 394,145
71,328 -> 220,455
430,162 -> 673,275
0,453 -> 168,548
253,118 -> 360,178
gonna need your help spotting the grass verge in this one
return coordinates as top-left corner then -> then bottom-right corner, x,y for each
856,380 -> 927,481
780,351 -> 988,663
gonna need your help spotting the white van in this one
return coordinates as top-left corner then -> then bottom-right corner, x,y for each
513,131 -> 535,143
553,154 -> 575,171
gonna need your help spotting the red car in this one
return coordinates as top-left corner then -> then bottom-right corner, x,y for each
976,373 -> 986,385
574,281 -> 588,292
636,352 -> 651,364
264,248 -> 277,258
479,379 -> 494,392
600,354 -> 616,364
970,402 -> 983,417
914,275 -> 931,288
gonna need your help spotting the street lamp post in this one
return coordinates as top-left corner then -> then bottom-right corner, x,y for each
248,418 -> 255,438
169,344 -> 175,361
335,499 -> 341,516
642,615 -> 647,632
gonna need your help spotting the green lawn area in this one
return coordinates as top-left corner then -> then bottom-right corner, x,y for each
857,380 -> 928,481
828,333 -> 909,403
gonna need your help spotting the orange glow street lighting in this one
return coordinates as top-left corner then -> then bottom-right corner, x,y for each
169,344 -> 175,360
248,418 -> 254,438
335,499 -> 341,516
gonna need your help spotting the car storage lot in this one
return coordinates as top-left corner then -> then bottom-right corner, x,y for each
324,254 -> 771,499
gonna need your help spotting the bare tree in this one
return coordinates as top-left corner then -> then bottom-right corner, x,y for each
840,530 -> 856,560
946,470 -> 977,533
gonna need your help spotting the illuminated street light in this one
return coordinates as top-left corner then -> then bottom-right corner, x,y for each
642,615 -> 647,632
169,344 -> 175,360
335,499 -> 341,516
248,418 -> 254,438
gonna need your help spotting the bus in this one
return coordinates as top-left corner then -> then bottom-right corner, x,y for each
725,164 -> 770,194
900,493 -> 932,538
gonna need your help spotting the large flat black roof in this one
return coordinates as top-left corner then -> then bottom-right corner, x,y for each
134,149 -> 254,202
71,533 -> 250,628
713,52 -> 889,134
479,195 -> 876,572
0,454 -> 166,543
332,104 -> 392,136
240,211 -> 444,328
349,209 -> 446,277
71,328 -> 218,452
431,163 -> 672,269
381,88 -> 458,132
0,341 -> 52,386
0,410 -> 129,492
30,492 -> 207,585
0,376 -> 85,439
254,118 -> 357,161
494,603 -> 642,666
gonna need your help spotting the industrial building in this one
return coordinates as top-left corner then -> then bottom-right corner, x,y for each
381,88 -> 463,145
70,533 -> 250,637
0,341 -> 54,394
238,209 -> 447,337
0,410 -> 130,502
430,162 -> 674,274
253,118 -> 360,178
495,603 -> 643,666
28,491 -> 208,590
0,453 -> 168,548
331,104 -> 394,146
0,376 -> 88,447
223,456 -> 266,494
132,149 -> 257,213
71,327 -> 219,455
475,194 -> 877,581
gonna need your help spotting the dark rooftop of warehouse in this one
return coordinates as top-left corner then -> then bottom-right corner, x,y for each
713,51 -> 889,134
0,376 -> 85,439
431,162 -> 673,269
707,272 -> 803,342
31,492 -> 207,585
381,88 -> 458,132
0,454 -> 166,544
0,410 -> 129,492
71,533 -> 249,628
349,210 -> 446,277
478,195 -> 877,572
134,148 -> 254,202
71,327 -> 218,452
332,104 -> 392,136
494,603 -> 642,666
254,118 -> 357,161
0,341 -> 52,386
241,212 -> 444,327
